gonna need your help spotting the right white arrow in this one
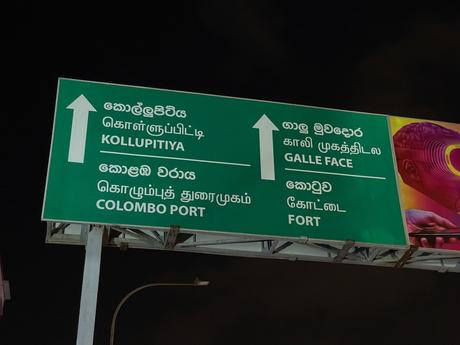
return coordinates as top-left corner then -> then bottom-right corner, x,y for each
253,114 -> 279,180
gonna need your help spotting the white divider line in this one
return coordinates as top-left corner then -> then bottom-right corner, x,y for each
285,167 -> 387,180
100,150 -> 251,167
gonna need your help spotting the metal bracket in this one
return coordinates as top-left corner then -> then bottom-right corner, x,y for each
273,241 -> 293,254
164,225 -> 180,249
262,240 -> 276,254
262,240 -> 294,254
178,238 -> 260,248
112,226 -> 163,248
119,242 -> 129,251
105,226 -> 122,245
47,222 -> 70,236
438,259 -> 448,273
367,248 -> 382,262
394,245 -> 418,268
333,240 -> 355,263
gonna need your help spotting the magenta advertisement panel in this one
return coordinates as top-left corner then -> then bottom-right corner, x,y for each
390,117 -> 460,251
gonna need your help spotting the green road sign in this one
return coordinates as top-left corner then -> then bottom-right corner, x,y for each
42,78 -> 407,246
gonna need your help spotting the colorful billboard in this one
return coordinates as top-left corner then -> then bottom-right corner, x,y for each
390,117 -> 460,251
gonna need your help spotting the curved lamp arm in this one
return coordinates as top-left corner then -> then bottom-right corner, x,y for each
110,278 -> 210,345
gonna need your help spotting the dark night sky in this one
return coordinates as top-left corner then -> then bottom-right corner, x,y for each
3,3 -> 460,345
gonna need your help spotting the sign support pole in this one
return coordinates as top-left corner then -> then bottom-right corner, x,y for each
76,225 -> 103,345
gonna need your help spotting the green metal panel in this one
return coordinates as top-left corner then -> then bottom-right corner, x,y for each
42,78 -> 406,246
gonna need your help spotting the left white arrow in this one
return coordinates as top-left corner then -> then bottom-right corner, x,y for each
253,114 -> 279,180
66,95 -> 97,163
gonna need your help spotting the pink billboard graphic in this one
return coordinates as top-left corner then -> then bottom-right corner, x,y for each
390,117 -> 460,251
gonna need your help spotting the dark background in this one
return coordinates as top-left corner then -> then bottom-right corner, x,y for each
3,3 -> 460,344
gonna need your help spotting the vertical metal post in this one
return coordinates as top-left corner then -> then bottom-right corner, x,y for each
0,256 -> 10,317
76,225 -> 103,345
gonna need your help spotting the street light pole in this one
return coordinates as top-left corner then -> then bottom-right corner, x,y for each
110,278 -> 210,345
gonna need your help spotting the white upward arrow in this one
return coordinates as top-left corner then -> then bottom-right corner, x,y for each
253,114 -> 279,180
66,95 -> 96,163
